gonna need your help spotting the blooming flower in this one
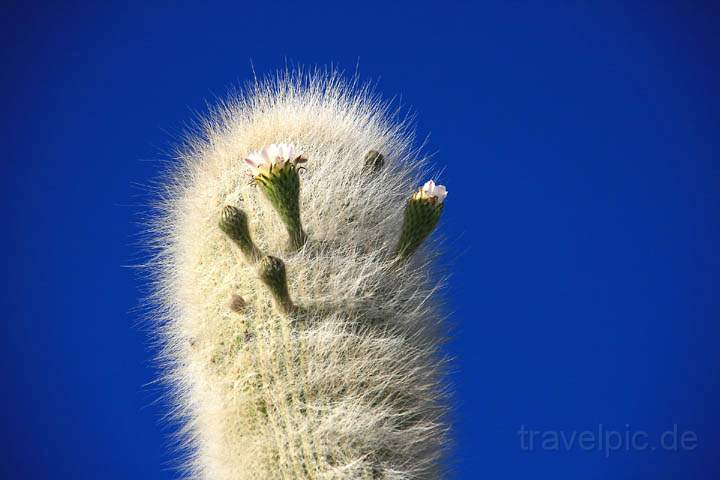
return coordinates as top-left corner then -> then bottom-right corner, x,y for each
244,143 -> 300,176
413,180 -> 448,203
244,143 -> 308,250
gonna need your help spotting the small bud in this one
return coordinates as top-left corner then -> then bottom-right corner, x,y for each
363,150 -> 384,173
219,205 -> 262,263
229,294 -> 246,313
395,180 -> 447,260
257,255 -> 295,314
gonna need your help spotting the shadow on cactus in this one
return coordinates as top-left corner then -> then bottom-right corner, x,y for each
151,69 -> 452,479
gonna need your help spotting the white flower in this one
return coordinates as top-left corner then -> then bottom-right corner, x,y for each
414,180 -> 448,203
244,143 -> 299,176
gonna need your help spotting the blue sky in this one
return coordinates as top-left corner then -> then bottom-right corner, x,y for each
2,1 -> 719,478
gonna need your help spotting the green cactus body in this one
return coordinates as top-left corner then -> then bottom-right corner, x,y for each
151,70 -> 449,479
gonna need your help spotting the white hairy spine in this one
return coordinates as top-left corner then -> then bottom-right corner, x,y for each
149,70 -> 449,479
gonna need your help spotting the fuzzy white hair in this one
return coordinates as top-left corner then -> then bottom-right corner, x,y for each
148,69 -> 450,479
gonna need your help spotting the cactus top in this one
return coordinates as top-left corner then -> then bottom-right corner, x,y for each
150,70 -> 450,480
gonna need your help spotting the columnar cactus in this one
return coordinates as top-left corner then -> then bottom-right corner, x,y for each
151,70 -> 450,479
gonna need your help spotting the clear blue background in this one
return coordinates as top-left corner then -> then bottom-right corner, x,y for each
2,1 -> 719,478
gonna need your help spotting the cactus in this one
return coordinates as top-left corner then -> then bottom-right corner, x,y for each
150,70 -> 450,479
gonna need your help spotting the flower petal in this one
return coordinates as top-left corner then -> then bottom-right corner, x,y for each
260,146 -> 274,164
423,180 -> 435,194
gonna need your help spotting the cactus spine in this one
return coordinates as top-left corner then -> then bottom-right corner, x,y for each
151,70 -> 450,479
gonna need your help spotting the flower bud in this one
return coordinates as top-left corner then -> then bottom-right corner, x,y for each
229,294 -> 246,313
363,149 -> 384,173
395,180 -> 447,259
219,205 -> 262,263
257,255 -> 294,314
245,143 -> 307,250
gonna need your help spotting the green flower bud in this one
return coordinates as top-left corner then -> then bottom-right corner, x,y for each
219,205 -> 262,263
395,180 -> 447,260
245,144 -> 307,250
257,255 -> 295,314
254,163 -> 307,250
